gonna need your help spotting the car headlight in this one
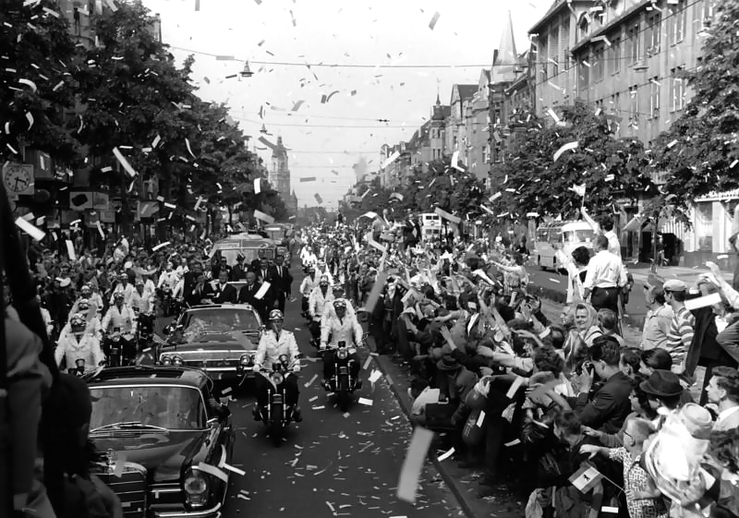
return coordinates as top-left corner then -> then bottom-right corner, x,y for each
271,372 -> 284,385
172,356 -> 183,366
239,354 -> 252,366
161,355 -> 172,366
183,470 -> 209,507
337,348 -> 348,360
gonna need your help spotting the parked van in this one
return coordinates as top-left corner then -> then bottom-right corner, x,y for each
534,220 -> 594,270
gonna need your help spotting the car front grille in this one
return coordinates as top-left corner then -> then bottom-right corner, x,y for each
96,463 -> 147,518
184,358 -> 239,369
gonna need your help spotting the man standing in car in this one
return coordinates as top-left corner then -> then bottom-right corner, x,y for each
269,255 -> 293,313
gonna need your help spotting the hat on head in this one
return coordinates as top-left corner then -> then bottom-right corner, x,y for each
269,309 -> 284,321
678,403 -> 713,439
437,354 -> 462,372
663,279 -> 687,292
59,278 -> 71,288
640,369 -> 684,398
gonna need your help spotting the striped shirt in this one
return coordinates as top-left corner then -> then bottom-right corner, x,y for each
664,306 -> 694,371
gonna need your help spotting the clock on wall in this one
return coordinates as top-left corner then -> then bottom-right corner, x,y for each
3,164 -> 33,194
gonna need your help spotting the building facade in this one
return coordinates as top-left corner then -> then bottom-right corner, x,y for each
269,136 -> 298,217
464,70 -> 492,183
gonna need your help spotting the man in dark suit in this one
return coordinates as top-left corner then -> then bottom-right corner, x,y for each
230,254 -> 247,281
568,336 -> 633,434
238,270 -> 268,323
268,255 -> 293,313
212,270 -> 237,304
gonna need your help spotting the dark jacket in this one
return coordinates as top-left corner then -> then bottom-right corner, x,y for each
211,283 -> 237,304
570,371 -> 634,434
268,265 -> 293,296
238,283 -> 268,322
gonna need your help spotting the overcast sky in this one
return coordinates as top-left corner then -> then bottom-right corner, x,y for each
142,0 -> 545,209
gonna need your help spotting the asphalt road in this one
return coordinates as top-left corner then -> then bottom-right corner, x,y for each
167,276 -> 464,518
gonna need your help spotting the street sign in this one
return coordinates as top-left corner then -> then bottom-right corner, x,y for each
2,163 -> 34,198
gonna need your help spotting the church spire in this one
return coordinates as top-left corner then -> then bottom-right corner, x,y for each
491,11 -> 521,84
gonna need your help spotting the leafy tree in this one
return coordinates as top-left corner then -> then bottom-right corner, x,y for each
490,100 -> 654,220
0,0 -> 80,165
654,0 -> 739,213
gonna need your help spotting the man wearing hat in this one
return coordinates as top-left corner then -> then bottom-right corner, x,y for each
230,254 -> 247,281
639,369 -> 688,418
663,279 -> 695,374
253,309 -> 302,422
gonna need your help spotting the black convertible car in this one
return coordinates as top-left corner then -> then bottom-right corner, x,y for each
87,366 -> 235,518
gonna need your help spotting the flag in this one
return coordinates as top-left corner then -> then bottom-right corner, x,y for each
569,463 -> 603,494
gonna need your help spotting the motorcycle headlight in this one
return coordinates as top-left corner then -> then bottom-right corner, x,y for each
337,348 -> 348,360
172,356 -> 183,366
161,355 -> 172,366
183,470 -> 209,507
271,372 -> 284,385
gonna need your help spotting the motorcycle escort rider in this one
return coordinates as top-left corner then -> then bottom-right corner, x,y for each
299,265 -> 318,319
59,298 -> 103,342
320,299 -> 363,390
101,291 -> 137,360
78,283 -> 104,316
308,275 -> 334,344
54,313 -> 106,374
252,309 -> 303,423
110,272 -> 134,306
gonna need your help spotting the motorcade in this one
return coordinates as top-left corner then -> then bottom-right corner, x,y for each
533,220 -> 595,270
159,304 -> 264,389
262,223 -> 293,257
87,366 -> 235,518
209,235 -> 278,267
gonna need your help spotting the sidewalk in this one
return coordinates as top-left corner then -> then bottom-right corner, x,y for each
627,263 -> 734,285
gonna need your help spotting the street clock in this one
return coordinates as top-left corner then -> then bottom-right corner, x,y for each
2,163 -> 34,196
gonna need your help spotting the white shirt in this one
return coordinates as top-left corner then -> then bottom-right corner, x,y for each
101,304 -> 136,334
254,329 -> 301,372
54,333 -> 105,373
158,270 -> 179,290
583,250 -> 627,290
300,275 -> 318,297
309,287 -> 334,321
716,406 -> 739,428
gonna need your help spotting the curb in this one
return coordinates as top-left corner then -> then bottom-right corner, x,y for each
370,353 -> 479,518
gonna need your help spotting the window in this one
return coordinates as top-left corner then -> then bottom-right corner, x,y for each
482,145 -> 489,164
611,92 -> 620,114
629,85 -> 639,124
669,0 -> 687,44
593,45 -> 605,82
549,24 -> 560,79
649,77 -> 661,119
578,59 -> 590,95
540,36 -> 549,82
578,14 -> 590,41
627,23 -> 641,64
561,18 -> 571,70
646,13 -> 661,55
670,68 -> 685,111
610,36 -> 621,74
703,0 -> 715,24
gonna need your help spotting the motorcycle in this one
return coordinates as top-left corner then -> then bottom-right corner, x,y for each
157,287 -> 182,317
133,308 -> 155,349
323,341 -> 361,412
102,327 -> 137,367
256,354 -> 301,446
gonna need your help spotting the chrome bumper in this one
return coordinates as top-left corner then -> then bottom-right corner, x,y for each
154,502 -> 222,518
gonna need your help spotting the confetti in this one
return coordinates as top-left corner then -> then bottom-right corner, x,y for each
15,217 -> 45,241
554,141 -> 579,162
397,427 -> 434,503
112,147 -> 137,178
194,463 -> 228,482
25,112 -> 34,130
437,447 -> 455,461
151,241 -> 171,252
304,374 -> 318,387
254,209 -> 275,224
358,398 -> 373,406
428,11 -> 440,30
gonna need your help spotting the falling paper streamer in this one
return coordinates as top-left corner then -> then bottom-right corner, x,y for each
151,241 -> 171,252
112,147 -> 137,178
314,193 -> 323,204
451,150 -> 463,171
304,374 -> 318,388
26,112 -> 34,130
299,177 -> 317,183
96,221 -> 105,239
65,240 -> 77,261
254,282 -> 271,300
291,100 -> 304,112
258,136 -> 277,150
434,207 -> 461,225
684,292 -> 722,311
15,217 -> 45,241
185,138 -> 196,159
397,427 -> 434,503
554,141 -> 579,162
437,447 -> 455,462
428,11 -> 441,30
382,151 -> 400,169
254,210 -> 275,224
194,463 -> 228,483
358,398 -> 373,406
254,177 -> 261,194
18,78 -> 38,92
547,108 -> 562,124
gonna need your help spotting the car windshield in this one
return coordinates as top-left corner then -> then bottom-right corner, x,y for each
563,229 -> 594,243
90,385 -> 206,430
179,308 -> 261,343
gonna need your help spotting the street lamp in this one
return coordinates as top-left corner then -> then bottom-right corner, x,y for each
240,61 -> 253,78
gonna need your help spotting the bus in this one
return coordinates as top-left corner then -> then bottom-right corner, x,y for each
534,220 -> 595,270
420,213 -> 442,241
